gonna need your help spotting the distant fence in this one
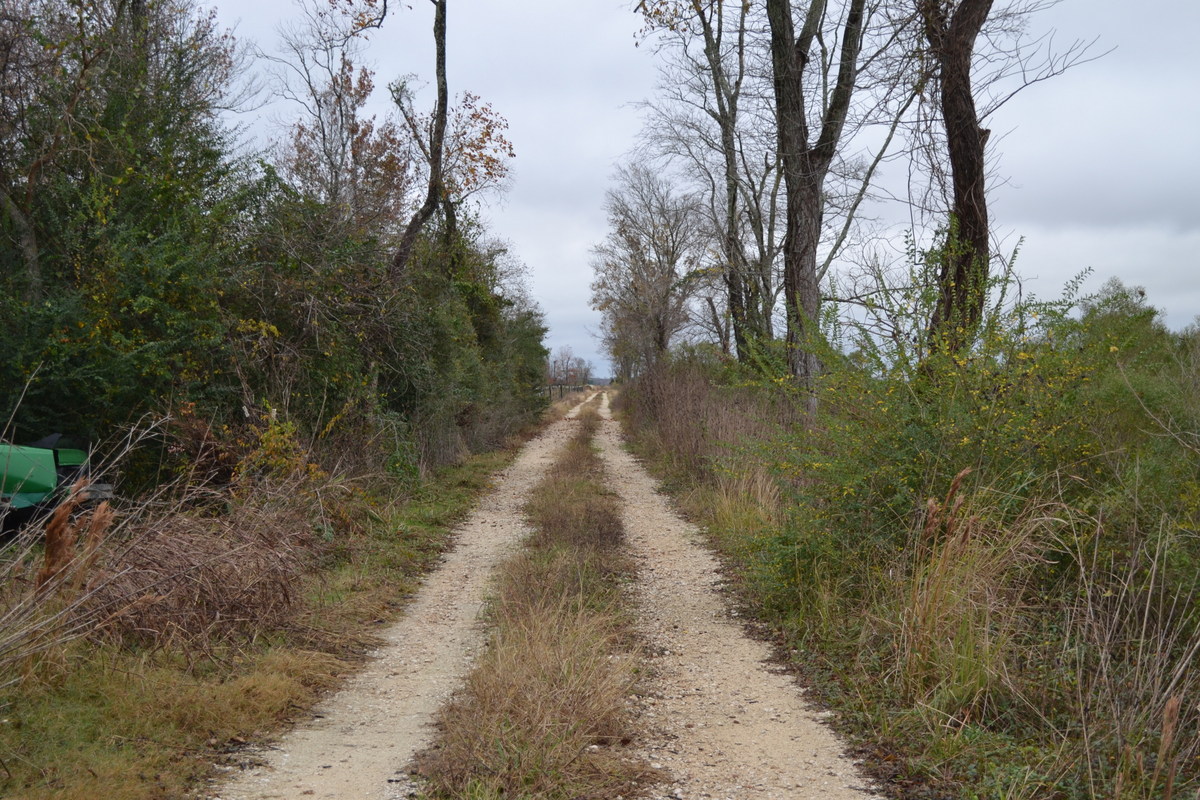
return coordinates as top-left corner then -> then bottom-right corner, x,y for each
544,385 -> 589,400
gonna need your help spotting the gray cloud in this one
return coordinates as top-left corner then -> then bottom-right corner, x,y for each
214,0 -> 1200,375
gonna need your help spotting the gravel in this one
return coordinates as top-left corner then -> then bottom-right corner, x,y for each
595,392 -> 881,800
208,410 -> 579,800
208,391 -> 879,800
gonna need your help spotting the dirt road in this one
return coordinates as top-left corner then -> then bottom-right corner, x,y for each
210,392 -> 876,799
595,392 -> 879,799
209,411 -> 581,800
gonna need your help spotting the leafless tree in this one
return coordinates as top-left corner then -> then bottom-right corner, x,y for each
545,345 -> 594,386
590,163 -> 707,377
547,345 -> 573,385
766,0 -> 873,396
911,0 -> 1097,354
269,0 -> 414,239
639,1 -> 919,387
917,0 -> 993,353
389,0 -> 514,274
638,1 -> 776,361
390,0 -> 447,278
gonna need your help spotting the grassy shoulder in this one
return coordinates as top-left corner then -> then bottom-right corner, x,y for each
414,403 -> 653,799
615,295 -> 1200,800
0,445 -> 515,800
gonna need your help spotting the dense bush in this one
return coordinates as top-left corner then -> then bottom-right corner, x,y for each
0,0 -> 548,482
0,3 -> 551,794
620,275 -> 1200,799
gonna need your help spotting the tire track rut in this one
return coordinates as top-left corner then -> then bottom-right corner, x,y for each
595,392 -> 879,800
210,410 -> 581,800
210,391 -> 877,799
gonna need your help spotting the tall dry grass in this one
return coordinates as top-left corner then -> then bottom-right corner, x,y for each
416,405 -> 650,799
0,490 -> 116,686
892,472 -> 1053,725
2,410 -> 518,798
0,476 -> 327,688
1056,520 -> 1200,799
616,364 -> 790,483
84,486 -> 318,652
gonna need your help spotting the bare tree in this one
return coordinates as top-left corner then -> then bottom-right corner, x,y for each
575,356 -> 595,384
388,0 -> 514,274
270,0 -> 414,239
590,163 -> 706,376
638,0 -> 787,362
389,0 -> 447,278
636,1 -> 926,381
913,0 -> 1096,354
640,1 -> 759,360
918,0 -> 992,354
765,0 -> 870,396
547,344 -> 574,385
392,84 -> 515,269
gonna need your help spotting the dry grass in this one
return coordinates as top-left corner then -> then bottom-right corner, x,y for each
891,472 -> 1051,724
0,484 -> 117,686
695,467 -> 782,550
420,592 -> 641,799
0,430 -> 515,799
1057,520 -> 1200,799
72,469 -> 330,653
2,645 -> 351,800
616,366 -> 790,484
84,512 -> 311,650
619,358 -> 1200,797
416,404 -> 650,799
545,386 -> 594,421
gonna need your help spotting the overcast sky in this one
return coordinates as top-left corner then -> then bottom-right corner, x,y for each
212,0 -> 1200,376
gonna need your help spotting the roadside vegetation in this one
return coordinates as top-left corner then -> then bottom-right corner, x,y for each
415,402 -> 653,799
617,278 -> 1200,799
1,0 -> 547,478
593,4 -> 1194,797
0,1 -> 558,795
0,431 -> 529,800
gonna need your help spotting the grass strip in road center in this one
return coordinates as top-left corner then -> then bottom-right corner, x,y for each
415,404 -> 653,799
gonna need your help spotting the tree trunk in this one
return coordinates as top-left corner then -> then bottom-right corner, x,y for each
0,188 -> 40,301
767,0 -> 865,394
921,0 -> 993,353
694,1 -> 756,362
390,0 -> 448,278
720,119 -> 752,360
705,294 -> 731,356
782,177 -> 822,385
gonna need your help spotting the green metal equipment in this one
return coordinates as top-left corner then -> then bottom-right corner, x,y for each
0,437 -> 111,527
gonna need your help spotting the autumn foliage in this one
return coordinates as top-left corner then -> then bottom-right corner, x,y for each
0,0 -> 543,478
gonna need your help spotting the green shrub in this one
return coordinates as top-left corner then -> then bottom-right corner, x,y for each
622,264 -> 1200,798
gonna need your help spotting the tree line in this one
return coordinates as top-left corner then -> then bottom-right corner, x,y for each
0,0 -> 548,478
593,0 -> 1090,388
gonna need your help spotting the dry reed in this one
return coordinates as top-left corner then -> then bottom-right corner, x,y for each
75,468 -> 324,653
